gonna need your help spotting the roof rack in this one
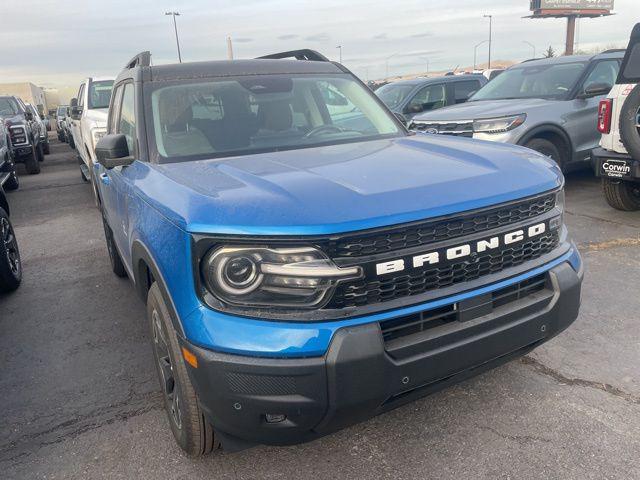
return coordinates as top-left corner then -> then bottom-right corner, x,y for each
125,51 -> 151,69
256,49 -> 330,62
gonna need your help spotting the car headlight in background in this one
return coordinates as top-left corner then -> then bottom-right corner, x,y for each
473,114 -> 526,134
202,246 -> 362,309
90,128 -> 106,150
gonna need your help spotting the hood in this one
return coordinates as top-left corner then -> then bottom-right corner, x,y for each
134,135 -> 562,236
413,98 -> 557,122
3,113 -> 27,126
84,108 -> 108,128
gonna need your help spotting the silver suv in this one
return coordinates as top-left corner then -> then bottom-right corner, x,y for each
410,51 -> 624,171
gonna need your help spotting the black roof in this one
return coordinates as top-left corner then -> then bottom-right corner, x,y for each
147,59 -> 343,81
382,74 -> 485,88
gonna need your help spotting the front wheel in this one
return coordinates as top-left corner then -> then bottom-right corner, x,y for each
602,178 -> 640,211
4,171 -> 19,191
24,146 -> 41,174
43,141 -> 50,155
147,283 -> 218,457
524,138 -> 563,169
0,207 -> 22,293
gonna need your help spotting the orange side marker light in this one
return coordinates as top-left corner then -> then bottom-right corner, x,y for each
182,347 -> 198,368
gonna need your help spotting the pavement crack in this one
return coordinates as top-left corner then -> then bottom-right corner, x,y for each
521,356 -> 640,405
564,209 -> 640,229
478,425 -> 550,445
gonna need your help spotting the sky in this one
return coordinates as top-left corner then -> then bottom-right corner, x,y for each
0,0 -> 638,89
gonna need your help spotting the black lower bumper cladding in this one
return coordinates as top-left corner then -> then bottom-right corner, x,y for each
183,260 -> 582,451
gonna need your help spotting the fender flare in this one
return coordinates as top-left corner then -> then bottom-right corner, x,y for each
0,190 -> 9,216
516,124 -> 574,163
131,239 -> 186,336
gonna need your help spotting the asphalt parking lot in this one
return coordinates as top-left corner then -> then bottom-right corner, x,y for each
1,136 -> 639,480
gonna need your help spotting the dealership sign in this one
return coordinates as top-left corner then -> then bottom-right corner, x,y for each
530,0 -> 614,10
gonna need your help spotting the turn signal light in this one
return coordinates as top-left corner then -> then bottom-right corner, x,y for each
181,347 -> 198,368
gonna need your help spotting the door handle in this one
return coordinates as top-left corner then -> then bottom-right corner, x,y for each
99,172 -> 110,185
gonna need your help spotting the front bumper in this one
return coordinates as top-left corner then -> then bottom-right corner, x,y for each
182,258 -> 582,450
593,147 -> 640,181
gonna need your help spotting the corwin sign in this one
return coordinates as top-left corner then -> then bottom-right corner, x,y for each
531,0 -> 614,10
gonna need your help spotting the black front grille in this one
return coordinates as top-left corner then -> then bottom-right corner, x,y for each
380,273 -> 548,343
410,120 -> 474,137
328,193 -> 556,258
330,231 -> 559,308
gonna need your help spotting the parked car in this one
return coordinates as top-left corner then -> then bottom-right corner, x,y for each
56,105 -> 69,142
375,75 -> 487,122
483,68 -> 505,81
25,103 -> 50,155
593,23 -> 640,210
68,77 -> 114,183
94,49 -> 582,457
0,184 -> 22,292
0,95 -> 44,174
410,51 -> 625,171
0,121 -> 19,191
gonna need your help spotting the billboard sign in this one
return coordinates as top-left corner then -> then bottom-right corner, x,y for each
531,0 -> 614,10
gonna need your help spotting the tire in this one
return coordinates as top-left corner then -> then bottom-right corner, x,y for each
24,146 -> 41,175
147,283 -> 218,457
4,171 -> 19,191
43,141 -> 50,155
619,84 -> 640,160
0,207 -> 22,293
57,131 -> 65,142
68,132 -> 75,150
524,138 -> 563,168
100,208 -> 127,277
602,178 -> 640,211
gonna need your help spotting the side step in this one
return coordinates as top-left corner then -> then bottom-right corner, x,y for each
79,163 -> 90,182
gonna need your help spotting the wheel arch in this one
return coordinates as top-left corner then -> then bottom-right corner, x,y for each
517,124 -> 574,166
0,191 -> 9,216
131,239 -> 186,336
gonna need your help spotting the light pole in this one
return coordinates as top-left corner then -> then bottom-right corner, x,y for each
523,40 -> 536,59
165,11 -> 182,63
474,40 -> 489,70
419,56 -> 430,76
385,52 -> 398,79
483,14 -> 493,69
336,45 -> 342,63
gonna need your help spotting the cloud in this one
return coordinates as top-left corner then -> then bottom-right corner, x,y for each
234,38 -> 254,43
277,34 -> 299,40
304,33 -> 330,42
372,33 -> 387,40
408,32 -> 432,38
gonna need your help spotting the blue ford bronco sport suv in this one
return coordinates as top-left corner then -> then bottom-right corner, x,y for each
94,50 -> 583,456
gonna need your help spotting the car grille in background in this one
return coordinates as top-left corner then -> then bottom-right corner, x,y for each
329,231 -> 559,309
380,273 -> 548,343
410,120 -> 474,137
327,193 -> 556,258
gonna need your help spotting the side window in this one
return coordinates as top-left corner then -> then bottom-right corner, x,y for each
453,80 -> 480,104
582,60 -> 619,91
108,85 -> 124,134
408,84 -> 446,112
77,84 -> 85,108
315,80 -> 375,132
117,83 -> 137,156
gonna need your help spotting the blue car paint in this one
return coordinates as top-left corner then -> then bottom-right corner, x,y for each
96,133 -> 568,358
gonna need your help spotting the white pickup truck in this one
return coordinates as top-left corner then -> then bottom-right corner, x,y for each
593,23 -> 640,211
69,78 -> 114,189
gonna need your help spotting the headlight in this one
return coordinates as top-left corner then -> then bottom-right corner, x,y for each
91,128 -> 106,149
202,246 -> 362,309
473,114 -> 526,134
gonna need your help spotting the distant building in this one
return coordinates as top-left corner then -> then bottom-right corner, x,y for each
0,82 -> 48,114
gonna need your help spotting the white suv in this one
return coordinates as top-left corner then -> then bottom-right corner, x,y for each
593,23 -> 640,211
69,78 -> 114,187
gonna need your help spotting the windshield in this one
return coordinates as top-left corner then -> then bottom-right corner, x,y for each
470,62 -> 587,101
57,106 -> 67,115
149,74 -> 403,163
375,83 -> 415,110
0,97 -> 19,116
88,80 -> 114,109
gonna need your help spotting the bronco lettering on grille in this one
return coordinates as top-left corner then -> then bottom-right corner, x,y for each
375,222 -> 546,276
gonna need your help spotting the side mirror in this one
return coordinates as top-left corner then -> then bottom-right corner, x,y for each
578,82 -> 611,99
40,114 -> 45,120
95,134 -> 135,169
24,111 -> 33,121
69,97 -> 82,119
406,104 -> 423,114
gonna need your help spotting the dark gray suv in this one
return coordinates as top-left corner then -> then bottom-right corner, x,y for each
410,51 -> 624,171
